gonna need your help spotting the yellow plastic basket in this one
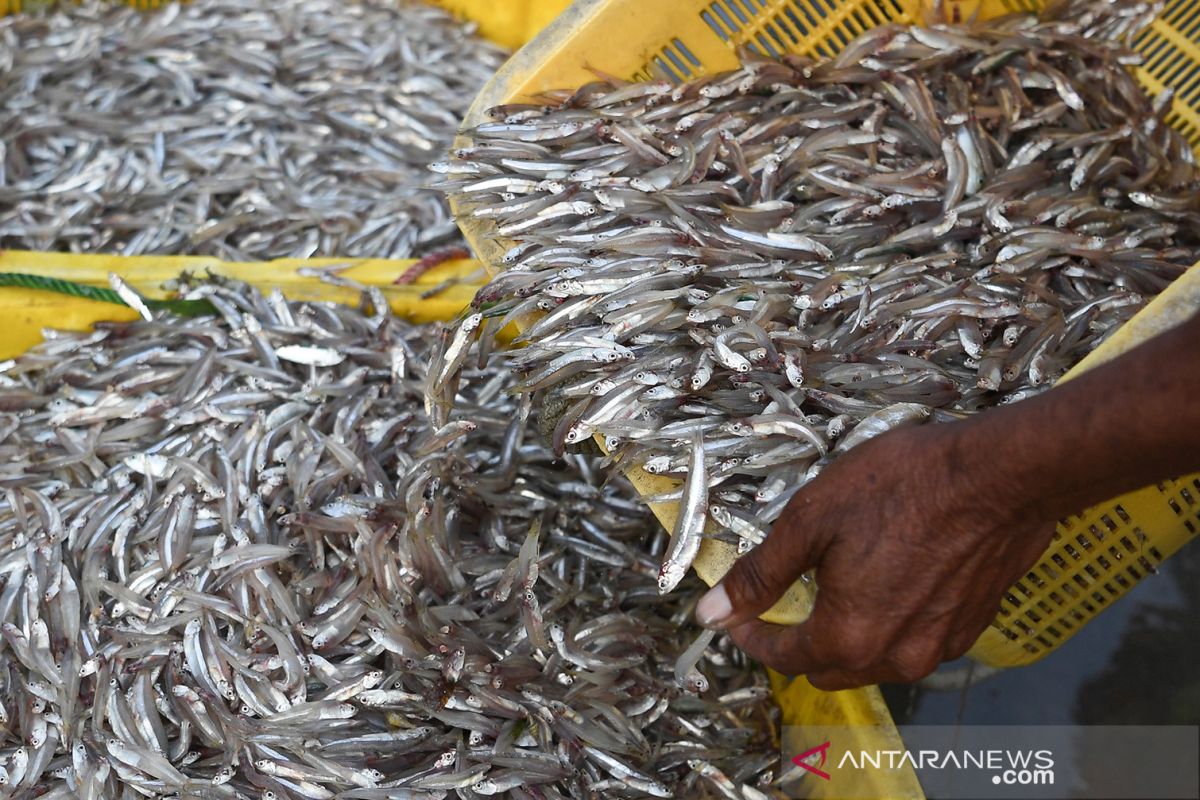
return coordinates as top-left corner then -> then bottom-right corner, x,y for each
450,0 -> 1200,671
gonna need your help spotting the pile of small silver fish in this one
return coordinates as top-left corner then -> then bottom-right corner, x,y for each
442,0 -> 1200,588
0,281 -> 783,799
0,0 -> 506,259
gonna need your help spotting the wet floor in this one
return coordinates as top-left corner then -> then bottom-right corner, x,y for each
883,539 -> 1200,726
877,542 -> 1200,798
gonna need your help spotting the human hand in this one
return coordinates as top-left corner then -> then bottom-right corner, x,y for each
694,421 -> 1056,690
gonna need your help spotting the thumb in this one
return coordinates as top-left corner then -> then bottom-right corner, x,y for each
694,509 -> 825,630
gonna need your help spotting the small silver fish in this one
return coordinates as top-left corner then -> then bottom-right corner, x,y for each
0,278 -> 780,798
1,0 -> 506,261
444,0 -> 1195,570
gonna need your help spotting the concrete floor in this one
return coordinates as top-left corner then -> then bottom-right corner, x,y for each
882,540 -> 1200,726
874,543 -> 1200,798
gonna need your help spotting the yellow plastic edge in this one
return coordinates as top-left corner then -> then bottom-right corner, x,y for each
1055,263 -> 1200,381
426,0 -> 574,50
0,250 -> 484,359
772,670 -> 923,799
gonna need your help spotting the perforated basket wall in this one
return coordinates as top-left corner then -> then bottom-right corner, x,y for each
630,0 -> 920,81
983,477 -> 1200,663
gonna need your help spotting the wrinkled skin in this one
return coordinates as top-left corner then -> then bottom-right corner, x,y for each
716,423 -> 1053,690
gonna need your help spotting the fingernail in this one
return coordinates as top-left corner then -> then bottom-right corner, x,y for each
696,585 -> 733,629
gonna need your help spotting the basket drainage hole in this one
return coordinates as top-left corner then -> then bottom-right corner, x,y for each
702,10 -> 733,41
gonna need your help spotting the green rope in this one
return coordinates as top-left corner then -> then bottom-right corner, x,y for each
0,272 -> 215,317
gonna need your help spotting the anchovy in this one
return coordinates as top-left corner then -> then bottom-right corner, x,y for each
0,277 -> 781,798
0,0 -> 507,261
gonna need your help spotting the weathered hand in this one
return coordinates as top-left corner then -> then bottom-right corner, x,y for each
695,421 -> 1055,690
694,310 -> 1200,690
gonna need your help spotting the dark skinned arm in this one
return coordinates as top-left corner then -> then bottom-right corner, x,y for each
694,312 -> 1200,690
